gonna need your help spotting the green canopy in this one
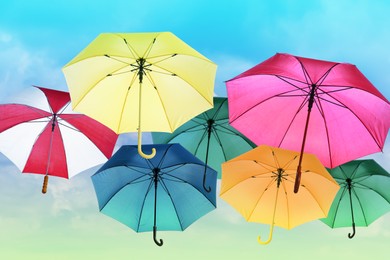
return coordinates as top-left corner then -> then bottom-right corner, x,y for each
321,159 -> 390,238
152,97 -> 256,191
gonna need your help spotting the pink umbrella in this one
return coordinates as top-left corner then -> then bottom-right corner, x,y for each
0,86 -> 118,193
226,53 -> 390,193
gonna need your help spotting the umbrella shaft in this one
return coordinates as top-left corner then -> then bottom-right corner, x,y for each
294,108 -> 312,193
347,179 -> 356,227
153,171 -> 158,228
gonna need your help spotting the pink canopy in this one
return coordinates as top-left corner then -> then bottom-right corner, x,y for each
226,53 -> 390,191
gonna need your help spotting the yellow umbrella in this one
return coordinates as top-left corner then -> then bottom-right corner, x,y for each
62,32 -> 216,158
220,145 -> 339,244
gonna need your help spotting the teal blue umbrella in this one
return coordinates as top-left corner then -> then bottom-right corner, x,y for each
91,143 -> 217,246
321,159 -> 390,238
152,97 -> 256,191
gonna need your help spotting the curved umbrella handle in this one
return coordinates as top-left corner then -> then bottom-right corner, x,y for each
42,175 -> 49,194
257,223 -> 275,245
153,226 -> 163,246
348,223 -> 356,239
258,184 -> 279,245
137,127 -> 156,159
202,171 -> 211,193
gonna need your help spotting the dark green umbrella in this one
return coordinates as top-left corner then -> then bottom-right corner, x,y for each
152,97 -> 256,191
321,159 -> 390,238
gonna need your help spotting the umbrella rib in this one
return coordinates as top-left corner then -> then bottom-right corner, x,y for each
161,166 -> 189,178
280,178 -> 291,228
211,98 -> 227,120
143,70 -> 173,132
160,123 -> 205,144
247,178 -> 277,221
277,92 -> 310,147
319,88 -> 384,150
314,86 -> 352,108
314,63 -> 340,87
155,143 -> 174,169
313,88 -> 334,167
15,105 -> 52,120
160,178 -> 184,230
158,176 -> 183,231
354,182 -> 390,203
56,121 -> 81,132
71,62 -> 131,110
337,165 -> 350,180
330,187 -> 348,227
56,101 -> 71,115
295,57 -> 313,85
137,179 -> 155,232
151,59 -> 214,110
209,125 -> 228,161
214,121 -> 255,144
301,181 -> 330,216
230,86 -> 308,127
116,72 -> 138,133
163,170 -> 216,208
349,161 -> 366,180
221,162 -> 277,195
193,127 -> 208,156
351,187 -> 369,226
253,161 -> 279,174
99,174 -> 152,212
120,35 -> 145,59
280,155 -> 299,171
275,74 -> 310,86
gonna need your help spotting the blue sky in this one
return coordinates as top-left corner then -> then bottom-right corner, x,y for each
1,1 -> 389,259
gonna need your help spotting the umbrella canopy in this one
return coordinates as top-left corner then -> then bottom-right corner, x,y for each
152,97 -> 256,191
226,53 -> 390,193
220,144 -> 339,244
91,143 -> 217,246
321,159 -> 390,238
0,86 -> 118,193
63,32 -> 217,159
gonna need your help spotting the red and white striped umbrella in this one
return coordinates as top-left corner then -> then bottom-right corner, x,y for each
0,86 -> 118,193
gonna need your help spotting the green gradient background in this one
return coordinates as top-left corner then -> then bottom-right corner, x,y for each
1,1 -> 389,259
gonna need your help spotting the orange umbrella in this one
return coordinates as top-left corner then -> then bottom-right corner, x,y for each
220,145 -> 339,244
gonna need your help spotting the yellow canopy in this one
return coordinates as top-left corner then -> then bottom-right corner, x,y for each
220,145 -> 339,244
63,32 -> 216,158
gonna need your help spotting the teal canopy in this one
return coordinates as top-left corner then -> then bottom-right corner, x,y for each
91,143 -> 217,246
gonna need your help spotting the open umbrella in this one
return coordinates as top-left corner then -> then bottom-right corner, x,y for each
220,144 -> 339,244
226,53 -> 390,193
0,86 -> 118,193
321,159 -> 390,238
91,143 -> 217,246
62,32 -> 217,159
152,97 -> 256,191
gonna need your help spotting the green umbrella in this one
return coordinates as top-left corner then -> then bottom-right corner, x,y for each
152,97 -> 256,191
321,159 -> 390,238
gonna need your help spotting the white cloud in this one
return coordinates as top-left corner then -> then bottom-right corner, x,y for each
0,30 -> 66,103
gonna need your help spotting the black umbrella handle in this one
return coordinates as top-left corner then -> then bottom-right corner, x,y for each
152,171 -> 163,246
348,222 -> 356,239
347,179 -> 356,239
153,226 -> 163,246
203,172 -> 211,193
